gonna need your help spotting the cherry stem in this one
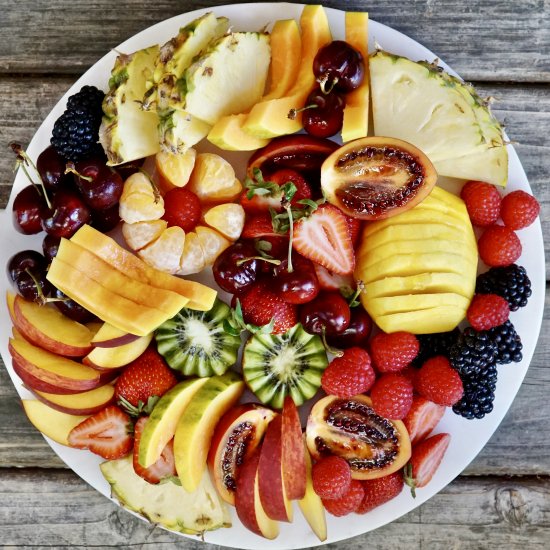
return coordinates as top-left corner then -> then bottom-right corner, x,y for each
10,142 -> 52,209
321,326 -> 344,358
24,268 -> 66,306
287,103 -> 318,120
319,74 -> 338,95
347,280 -> 365,307
283,201 -> 294,273
65,162 -> 93,182
236,256 -> 281,266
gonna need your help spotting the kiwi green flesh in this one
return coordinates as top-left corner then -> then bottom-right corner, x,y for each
155,298 -> 241,377
243,324 -> 328,409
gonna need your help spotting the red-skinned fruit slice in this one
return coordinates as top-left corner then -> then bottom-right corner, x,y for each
133,416 -> 176,484
282,396 -> 307,500
306,394 -> 411,480
207,403 -> 276,505
293,204 -> 355,275
403,395 -> 446,445
321,137 -> 437,220
247,135 -> 340,180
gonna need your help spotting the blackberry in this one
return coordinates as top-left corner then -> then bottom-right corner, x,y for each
51,85 -> 105,161
452,364 -> 497,419
487,320 -> 523,364
449,327 -> 498,377
413,329 -> 460,367
476,264 -> 532,311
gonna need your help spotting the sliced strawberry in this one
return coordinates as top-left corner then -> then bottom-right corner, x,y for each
293,204 -> 355,275
68,405 -> 133,460
240,192 -> 281,214
313,263 -> 355,291
240,279 -> 297,334
403,395 -> 446,445
133,416 -> 176,484
241,212 -> 280,239
405,433 -> 451,496
344,215 -> 362,247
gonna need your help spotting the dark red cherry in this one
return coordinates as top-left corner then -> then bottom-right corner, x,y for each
7,250 -> 47,283
52,287 -> 98,323
90,203 -> 121,233
36,145 -> 71,190
302,88 -> 345,138
213,241 -> 260,295
72,157 -> 123,210
273,255 -> 319,304
313,40 -> 365,93
300,291 -> 351,336
12,185 -> 46,234
15,269 -> 54,304
41,188 -> 91,238
115,157 -> 145,180
326,307 -> 372,348
42,234 -> 61,262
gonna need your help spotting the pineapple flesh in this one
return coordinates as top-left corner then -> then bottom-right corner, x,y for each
100,46 -> 160,166
369,50 -> 508,186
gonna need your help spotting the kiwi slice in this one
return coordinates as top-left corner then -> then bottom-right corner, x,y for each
155,298 -> 241,377
242,324 -> 328,409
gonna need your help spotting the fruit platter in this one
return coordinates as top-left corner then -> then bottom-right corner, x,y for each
0,2 -> 545,549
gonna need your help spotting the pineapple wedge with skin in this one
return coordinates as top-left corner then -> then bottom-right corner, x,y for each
100,46 -> 160,166
100,455 -> 231,534
369,50 -> 507,186
180,32 -> 271,126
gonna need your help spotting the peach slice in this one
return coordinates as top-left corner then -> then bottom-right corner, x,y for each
119,172 -> 164,223
137,226 -> 185,274
122,219 -> 167,251
28,384 -> 115,415
22,400 -> 89,446
91,323 -> 141,349
203,203 -> 245,241
281,396 -> 307,500
178,231 -> 206,276
235,448 -> 280,539
13,294 -> 94,357
155,149 -> 196,192
6,291 -> 16,323
70,224 -> 216,311
187,153 -> 242,203
9,337 -> 115,394
83,331 -> 153,370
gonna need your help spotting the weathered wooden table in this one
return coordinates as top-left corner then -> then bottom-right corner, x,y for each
1,1 -> 549,548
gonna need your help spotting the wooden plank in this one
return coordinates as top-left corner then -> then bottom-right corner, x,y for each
0,468 -> 549,546
0,287 -> 548,474
0,1 -> 549,82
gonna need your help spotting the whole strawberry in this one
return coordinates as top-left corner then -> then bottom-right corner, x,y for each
115,347 -> 178,416
357,471 -> 404,514
370,373 -> 414,420
500,189 -> 540,230
321,347 -> 375,398
416,356 -> 463,407
478,225 -> 522,267
467,293 -> 510,331
460,180 -> 501,227
370,331 -> 419,373
240,279 -> 298,333
312,455 -> 351,499
322,479 -> 364,516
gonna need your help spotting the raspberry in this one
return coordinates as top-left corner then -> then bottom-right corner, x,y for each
416,356 -> 464,406
370,373 -> 413,419
500,190 -> 540,230
460,180 -> 501,227
467,293 -> 510,331
370,331 -> 419,373
162,188 -> 202,232
478,225 -> 522,267
401,365 -> 419,387
357,471 -> 404,514
321,347 -> 376,398
312,455 -> 351,499
322,480 -> 364,516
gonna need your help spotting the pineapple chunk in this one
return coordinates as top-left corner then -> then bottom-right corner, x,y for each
158,108 -> 211,153
100,46 -> 160,165
181,32 -> 271,125
369,50 -> 508,186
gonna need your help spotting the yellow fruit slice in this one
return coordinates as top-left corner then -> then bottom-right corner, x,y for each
178,231 -> 206,275
155,148 -> 197,192
341,12 -> 370,142
195,226 -> 231,266
119,172 -> 164,223
243,5 -> 332,138
375,306 -> 468,334
366,293 -> 470,317
187,153 -> 242,203
364,272 -> 475,300
137,226 -> 185,274
203,203 -> 245,240
121,220 -> 167,251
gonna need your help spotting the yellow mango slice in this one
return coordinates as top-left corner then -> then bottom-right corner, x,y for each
366,293 -> 470,317
375,306 -> 469,334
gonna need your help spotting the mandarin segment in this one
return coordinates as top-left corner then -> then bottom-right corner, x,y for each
203,203 -> 245,241
138,226 -> 185,274
122,220 -> 167,251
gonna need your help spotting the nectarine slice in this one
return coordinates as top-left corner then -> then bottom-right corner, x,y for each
83,331 -> 153,370
91,323 -> 141,348
281,396 -> 307,501
29,384 -> 115,415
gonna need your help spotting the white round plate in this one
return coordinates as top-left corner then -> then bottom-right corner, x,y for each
0,3 -> 545,549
